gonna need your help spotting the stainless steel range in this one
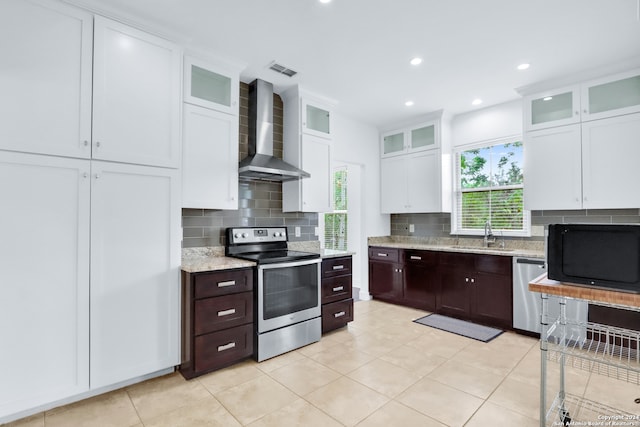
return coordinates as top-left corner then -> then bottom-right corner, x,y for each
225,227 -> 321,361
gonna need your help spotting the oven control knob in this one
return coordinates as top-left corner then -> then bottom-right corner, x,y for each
273,232 -> 280,237
234,233 -> 241,239
241,232 -> 248,238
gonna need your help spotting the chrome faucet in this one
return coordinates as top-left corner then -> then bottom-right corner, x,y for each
484,221 -> 496,247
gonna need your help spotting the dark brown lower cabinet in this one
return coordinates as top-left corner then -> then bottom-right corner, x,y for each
180,267 -> 254,379
369,247 -> 513,330
369,247 -> 437,311
321,256 -> 354,333
437,251 -> 512,329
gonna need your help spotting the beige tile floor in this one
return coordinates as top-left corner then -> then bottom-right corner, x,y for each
5,300 -> 635,427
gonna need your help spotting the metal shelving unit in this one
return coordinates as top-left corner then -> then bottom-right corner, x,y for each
539,294 -> 640,427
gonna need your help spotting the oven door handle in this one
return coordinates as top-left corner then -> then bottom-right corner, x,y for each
257,257 -> 321,271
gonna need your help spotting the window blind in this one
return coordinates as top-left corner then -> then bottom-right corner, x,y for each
324,168 -> 348,250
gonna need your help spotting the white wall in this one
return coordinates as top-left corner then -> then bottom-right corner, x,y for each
332,113 -> 389,299
452,99 -> 522,147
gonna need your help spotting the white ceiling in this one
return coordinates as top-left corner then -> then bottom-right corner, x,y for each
68,0 -> 640,129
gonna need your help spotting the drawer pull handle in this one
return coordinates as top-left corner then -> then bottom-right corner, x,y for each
410,256 -> 421,260
332,265 -> 344,270
217,342 -> 236,352
377,253 -> 388,257
332,286 -> 344,292
217,280 -> 236,288
334,311 -> 346,318
217,308 -> 236,317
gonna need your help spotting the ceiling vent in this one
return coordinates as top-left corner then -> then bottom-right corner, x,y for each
268,61 -> 298,77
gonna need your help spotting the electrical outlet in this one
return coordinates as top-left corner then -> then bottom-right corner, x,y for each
409,224 -> 415,233
295,226 -> 301,237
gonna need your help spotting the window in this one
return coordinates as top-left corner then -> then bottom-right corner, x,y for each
324,168 -> 347,250
451,138 -> 530,236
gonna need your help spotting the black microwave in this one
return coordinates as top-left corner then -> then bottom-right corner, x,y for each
547,223 -> 640,294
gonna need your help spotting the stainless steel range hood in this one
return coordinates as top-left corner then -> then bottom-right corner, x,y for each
238,79 -> 310,182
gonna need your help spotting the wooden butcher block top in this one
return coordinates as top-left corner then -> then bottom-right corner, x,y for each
529,273 -> 640,309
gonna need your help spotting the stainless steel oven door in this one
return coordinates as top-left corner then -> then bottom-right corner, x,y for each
257,258 -> 321,334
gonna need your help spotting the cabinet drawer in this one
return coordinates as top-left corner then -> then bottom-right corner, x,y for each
369,247 -> 399,262
321,275 -> 352,304
475,254 -> 511,275
322,256 -> 352,278
194,323 -> 253,373
403,249 -> 436,266
438,251 -> 474,268
322,299 -> 353,333
194,292 -> 253,335
194,268 -> 253,299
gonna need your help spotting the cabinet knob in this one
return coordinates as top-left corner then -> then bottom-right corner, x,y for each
575,111 -> 579,115
95,141 -> 101,148
82,172 -> 88,179
465,277 -> 469,282
470,278 -> 475,283
83,140 -> 89,147
583,109 -> 588,114
95,174 -> 100,179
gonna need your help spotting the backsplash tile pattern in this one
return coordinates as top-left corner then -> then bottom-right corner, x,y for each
391,209 -> 640,242
182,82 -> 318,248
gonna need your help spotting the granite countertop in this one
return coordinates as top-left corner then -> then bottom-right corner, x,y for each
181,244 -> 355,273
181,247 -> 255,273
368,236 -> 545,259
317,249 -> 355,259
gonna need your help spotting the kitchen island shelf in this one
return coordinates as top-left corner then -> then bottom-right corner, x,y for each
530,275 -> 640,427
545,393 -> 636,427
546,319 -> 640,384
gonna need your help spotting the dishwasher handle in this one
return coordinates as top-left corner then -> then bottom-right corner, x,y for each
515,258 -> 546,267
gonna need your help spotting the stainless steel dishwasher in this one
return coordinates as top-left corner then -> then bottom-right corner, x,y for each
512,257 -> 588,335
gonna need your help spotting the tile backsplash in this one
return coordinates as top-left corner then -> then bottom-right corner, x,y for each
391,209 -> 640,242
182,82 -> 318,248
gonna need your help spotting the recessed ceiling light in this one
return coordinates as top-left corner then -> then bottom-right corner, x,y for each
472,98 -> 483,106
319,0 -> 331,3
405,101 -> 414,107
543,96 -> 553,101
410,57 -> 422,66
517,63 -> 530,70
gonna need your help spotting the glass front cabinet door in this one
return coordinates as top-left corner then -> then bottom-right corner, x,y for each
409,121 -> 437,151
381,121 -> 438,158
381,130 -> 405,157
581,69 -> 640,122
524,86 -> 580,132
184,56 -> 239,115
301,99 -> 331,138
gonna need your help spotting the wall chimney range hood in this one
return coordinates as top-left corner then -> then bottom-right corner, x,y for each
238,79 -> 310,182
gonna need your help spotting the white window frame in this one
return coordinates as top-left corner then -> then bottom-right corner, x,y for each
321,166 -> 348,250
451,136 -> 531,237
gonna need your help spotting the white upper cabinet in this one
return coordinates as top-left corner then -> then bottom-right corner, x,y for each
523,85 -> 580,132
184,56 -> 239,114
581,113 -> 640,209
182,104 -> 239,209
0,0 -> 93,158
581,69 -> 640,121
523,68 -> 640,211
0,152 -> 90,419
524,69 -> 640,132
381,120 -> 439,158
301,98 -> 332,139
282,86 -> 336,212
379,112 -> 451,213
92,17 -> 181,168
524,124 -> 582,210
